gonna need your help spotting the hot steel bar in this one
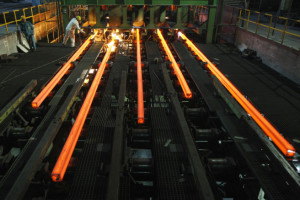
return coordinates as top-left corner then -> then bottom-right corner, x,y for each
178,32 -> 295,157
136,29 -> 144,124
51,38 -> 115,182
157,29 -> 192,99
31,32 -> 97,108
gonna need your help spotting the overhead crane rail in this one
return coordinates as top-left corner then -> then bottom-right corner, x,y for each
31,33 -> 97,108
157,29 -> 192,99
178,32 -> 296,157
136,29 -> 145,124
51,36 -> 116,182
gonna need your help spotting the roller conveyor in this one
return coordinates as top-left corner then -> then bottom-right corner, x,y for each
67,52 -> 130,199
1,27 -> 300,200
146,41 -> 200,199
172,41 -> 300,199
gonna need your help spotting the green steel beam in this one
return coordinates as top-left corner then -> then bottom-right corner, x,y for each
173,6 -> 183,28
151,0 -> 173,5
206,0 -> 217,43
176,0 -> 208,5
125,0 -> 145,5
61,5 -> 70,30
146,6 -> 156,28
182,6 -> 188,24
60,0 -> 209,5
120,6 -> 130,28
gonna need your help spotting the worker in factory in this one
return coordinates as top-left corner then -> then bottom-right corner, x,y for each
63,16 -> 85,48
19,15 -> 36,51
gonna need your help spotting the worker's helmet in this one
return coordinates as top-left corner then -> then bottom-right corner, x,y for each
21,15 -> 26,20
76,16 -> 81,21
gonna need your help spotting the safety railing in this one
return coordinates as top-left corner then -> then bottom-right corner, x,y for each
0,2 -> 60,43
237,8 -> 300,47
0,3 -> 87,43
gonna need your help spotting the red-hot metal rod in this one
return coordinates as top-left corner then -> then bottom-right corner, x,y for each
179,32 -> 295,157
157,29 -> 192,99
31,32 -> 97,108
51,38 -> 116,182
136,29 -> 144,124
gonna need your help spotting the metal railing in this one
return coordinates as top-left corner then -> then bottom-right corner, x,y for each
237,8 -> 300,47
0,2 -> 59,43
0,2 -> 87,43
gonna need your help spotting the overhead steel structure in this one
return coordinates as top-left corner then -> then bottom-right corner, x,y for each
58,0 -> 217,43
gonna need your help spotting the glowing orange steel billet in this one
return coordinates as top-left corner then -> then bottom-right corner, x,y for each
179,32 -> 295,157
31,33 -> 97,108
157,29 -> 192,99
136,29 -> 144,124
51,38 -> 115,182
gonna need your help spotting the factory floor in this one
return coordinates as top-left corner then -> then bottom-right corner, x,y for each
0,43 -> 75,109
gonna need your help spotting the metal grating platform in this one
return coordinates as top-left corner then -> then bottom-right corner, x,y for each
67,53 -> 130,200
146,41 -> 199,200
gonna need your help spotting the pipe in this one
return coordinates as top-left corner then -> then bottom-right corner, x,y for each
178,32 -> 295,157
51,36 -> 115,182
157,29 -> 192,99
136,29 -> 144,124
32,32 -> 97,108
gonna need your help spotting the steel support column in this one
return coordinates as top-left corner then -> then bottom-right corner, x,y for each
206,0 -> 217,43
174,6 -> 183,28
146,6 -> 156,28
160,9 -> 166,23
182,6 -> 189,24
120,6 -> 130,28
96,6 -> 104,28
61,5 -> 69,30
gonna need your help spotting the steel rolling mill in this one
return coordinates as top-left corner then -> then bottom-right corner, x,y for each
0,2 -> 300,200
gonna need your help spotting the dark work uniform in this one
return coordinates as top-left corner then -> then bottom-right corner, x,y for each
19,21 -> 36,50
